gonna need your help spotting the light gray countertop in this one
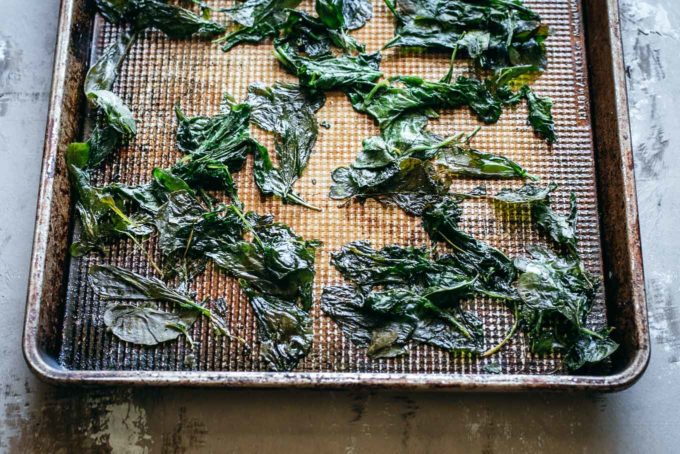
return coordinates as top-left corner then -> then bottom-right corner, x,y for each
1,1 -> 678,452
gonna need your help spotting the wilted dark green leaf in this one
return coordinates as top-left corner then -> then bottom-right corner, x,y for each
103,303 -> 198,346
383,0 -> 548,70
277,10 -> 365,57
316,0 -> 373,31
175,100 -> 254,173
215,0 -> 301,51
331,113 -> 530,214
514,245 -> 617,371
422,197 -> 518,300
523,87 -> 556,144
321,285 -> 483,358
208,212 -> 321,370
84,31 -> 138,95
274,41 -> 382,91
66,144 -> 153,256
246,83 -> 325,209
96,0 -> 226,38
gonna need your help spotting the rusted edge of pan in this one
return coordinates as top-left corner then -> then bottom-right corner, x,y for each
23,0 -> 650,391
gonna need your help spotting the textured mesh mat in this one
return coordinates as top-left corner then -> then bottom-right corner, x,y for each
59,0 -> 605,375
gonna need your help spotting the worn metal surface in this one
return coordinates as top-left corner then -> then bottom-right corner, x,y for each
2,0 -> 680,451
23,0 -> 648,390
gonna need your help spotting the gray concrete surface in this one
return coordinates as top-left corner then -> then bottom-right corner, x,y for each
1,0 -> 679,452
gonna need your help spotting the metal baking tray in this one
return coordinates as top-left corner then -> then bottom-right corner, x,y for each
23,0 -> 650,390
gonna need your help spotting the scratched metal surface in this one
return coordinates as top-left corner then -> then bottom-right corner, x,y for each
2,0 -> 680,451
58,0 -> 607,376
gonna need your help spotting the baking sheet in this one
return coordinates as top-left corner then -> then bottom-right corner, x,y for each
58,0 -> 606,376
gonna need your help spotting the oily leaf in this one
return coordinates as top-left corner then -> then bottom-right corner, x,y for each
321,285 -> 483,358
84,31 -> 138,95
66,144 -> 152,256
430,141 -> 533,181
208,212 -> 320,370
532,192 -> 578,254
330,157 -> 447,215
349,75 -> 503,127
330,241 -> 438,291
523,87 -> 556,144
514,245 -> 617,371
89,264 -> 229,338
383,0 -> 548,70
491,183 -> 576,253
154,191 -> 245,280
330,113 -> 530,214
278,10 -> 365,58
422,197 -> 518,300
515,246 -> 595,326
316,0 -> 373,31
209,213 -> 320,301
103,303 -> 197,346
246,83 -> 325,209
227,0 -> 291,28
242,283 -> 314,371
274,41 -> 382,91
175,100 -> 254,173
492,182 -> 556,204
84,89 -> 137,167
340,0 -> 373,30
329,241 -> 479,301
216,0 -> 301,51
96,0 -> 225,38
90,264 -> 199,308
88,90 -> 136,139
563,329 -> 619,372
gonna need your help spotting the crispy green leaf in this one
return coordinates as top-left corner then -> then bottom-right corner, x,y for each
89,264 -> 228,338
514,245 -> 617,371
242,283 -> 314,371
216,0 -> 301,51
103,303 -> 197,346
532,192 -> 578,254
316,0 -> 373,31
492,182 -> 556,204
349,75 -> 503,127
66,144 -> 152,256
564,329 -> 619,372
330,113 -> 530,214
175,100 -> 253,173
492,183 -> 576,253
523,87 -> 556,144
321,284 -> 483,358
90,265 -> 197,306
330,241 -> 439,291
274,41 -> 382,91
88,90 -> 136,139
383,0 -> 548,70
154,191 -> 245,280
84,31 -> 138,95
246,83 -> 325,209
208,212 -> 321,370
422,197 -> 517,300
278,10 -> 365,57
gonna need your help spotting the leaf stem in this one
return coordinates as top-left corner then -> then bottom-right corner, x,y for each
228,204 -> 265,249
286,192 -> 322,211
441,39 -> 462,84
124,232 -> 164,277
482,306 -> 520,357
